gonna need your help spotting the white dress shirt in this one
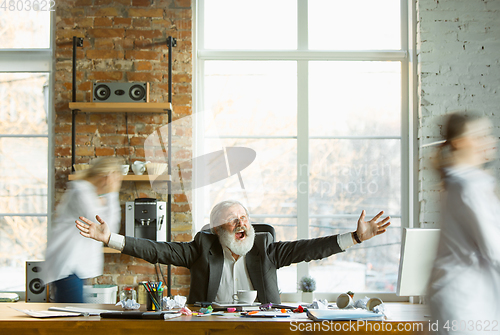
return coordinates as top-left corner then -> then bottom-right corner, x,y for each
214,247 -> 255,302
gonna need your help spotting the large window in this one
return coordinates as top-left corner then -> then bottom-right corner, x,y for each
196,0 -> 408,296
0,10 -> 52,293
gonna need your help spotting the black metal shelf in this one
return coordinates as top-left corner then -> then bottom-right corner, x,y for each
69,36 -> 176,296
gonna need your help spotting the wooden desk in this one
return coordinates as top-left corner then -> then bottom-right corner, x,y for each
1,302 -> 429,335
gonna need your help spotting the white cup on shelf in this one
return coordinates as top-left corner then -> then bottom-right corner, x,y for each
121,165 -> 129,175
132,161 -> 149,175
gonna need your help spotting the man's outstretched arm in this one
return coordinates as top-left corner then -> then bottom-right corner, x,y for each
269,210 -> 390,268
76,215 -> 200,268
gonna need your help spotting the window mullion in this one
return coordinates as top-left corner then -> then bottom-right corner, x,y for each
197,0 -> 205,51
0,50 -> 52,72
296,0 -> 309,282
400,0 -> 411,229
197,50 -> 407,61
297,60 -> 309,242
297,0 -> 308,51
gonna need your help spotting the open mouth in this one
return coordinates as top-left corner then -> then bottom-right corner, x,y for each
235,229 -> 246,240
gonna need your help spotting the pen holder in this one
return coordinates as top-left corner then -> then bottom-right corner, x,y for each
146,289 -> 163,311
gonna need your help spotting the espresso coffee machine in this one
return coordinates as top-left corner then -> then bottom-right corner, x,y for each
125,198 -> 167,241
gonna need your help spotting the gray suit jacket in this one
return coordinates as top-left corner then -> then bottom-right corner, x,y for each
122,230 -> 344,304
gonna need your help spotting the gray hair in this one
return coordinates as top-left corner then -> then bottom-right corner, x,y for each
209,200 -> 250,233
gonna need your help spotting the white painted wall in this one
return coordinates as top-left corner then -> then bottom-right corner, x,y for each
416,0 -> 500,227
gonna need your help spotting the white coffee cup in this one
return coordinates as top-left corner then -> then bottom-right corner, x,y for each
121,164 -> 129,175
232,290 -> 257,304
132,162 -> 146,175
336,293 -> 354,309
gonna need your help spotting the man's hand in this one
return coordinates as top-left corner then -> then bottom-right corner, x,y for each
75,215 -> 111,244
355,210 -> 391,243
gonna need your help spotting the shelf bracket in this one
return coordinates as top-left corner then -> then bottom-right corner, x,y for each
166,35 -> 176,297
71,36 -> 84,171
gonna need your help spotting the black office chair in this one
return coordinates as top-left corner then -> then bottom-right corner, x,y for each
201,222 -> 275,241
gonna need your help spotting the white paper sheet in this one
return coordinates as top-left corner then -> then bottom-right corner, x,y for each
48,306 -> 114,316
9,306 -> 82,318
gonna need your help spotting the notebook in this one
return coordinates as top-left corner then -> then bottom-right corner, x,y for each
0,293 -> 19,302
49,306 -> 113,316
307,309 -> 384,321
100,311 -> 180,319
212,302 -> 260,308
242,311 -> 291,318
9,306 -> 82,318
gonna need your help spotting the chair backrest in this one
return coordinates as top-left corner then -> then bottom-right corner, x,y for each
201,223 -> 275,241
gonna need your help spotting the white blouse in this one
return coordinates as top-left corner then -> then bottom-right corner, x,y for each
44,180 -> 121,283
428,166 -> 500,332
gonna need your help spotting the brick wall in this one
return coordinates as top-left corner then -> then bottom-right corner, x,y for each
417,0 -> 500,227
54,0 -> 193,297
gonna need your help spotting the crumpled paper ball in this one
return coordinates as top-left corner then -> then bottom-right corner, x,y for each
354,296 -> 370,309
372,304 -> 384,313
372,303 -> 389,318
352,297 -> 388,318
309,299 -> 328,309
162,295 -> 187,310
115,299 -> 140,310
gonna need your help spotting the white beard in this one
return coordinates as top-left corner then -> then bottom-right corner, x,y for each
218,224 -> 255,257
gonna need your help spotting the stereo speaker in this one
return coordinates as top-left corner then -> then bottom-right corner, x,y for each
26,261 -> 48,302
93,82 -> 150,103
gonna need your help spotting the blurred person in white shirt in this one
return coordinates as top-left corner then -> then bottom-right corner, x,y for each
45,158 -> 122,303
428,112 -> 500,334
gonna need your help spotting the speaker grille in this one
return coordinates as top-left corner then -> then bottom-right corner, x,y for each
29,278 -> 45,295
92,82 -> 149,103
129,84 -> 146,101
94,84 -> 111,101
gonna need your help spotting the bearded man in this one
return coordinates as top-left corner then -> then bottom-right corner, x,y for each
76,200 -> 390,304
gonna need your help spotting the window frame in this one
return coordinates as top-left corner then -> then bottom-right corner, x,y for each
194,0 -> 416,301
0,12 -> 54,297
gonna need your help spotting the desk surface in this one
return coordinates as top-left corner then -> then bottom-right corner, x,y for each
1,302 -> 429,335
